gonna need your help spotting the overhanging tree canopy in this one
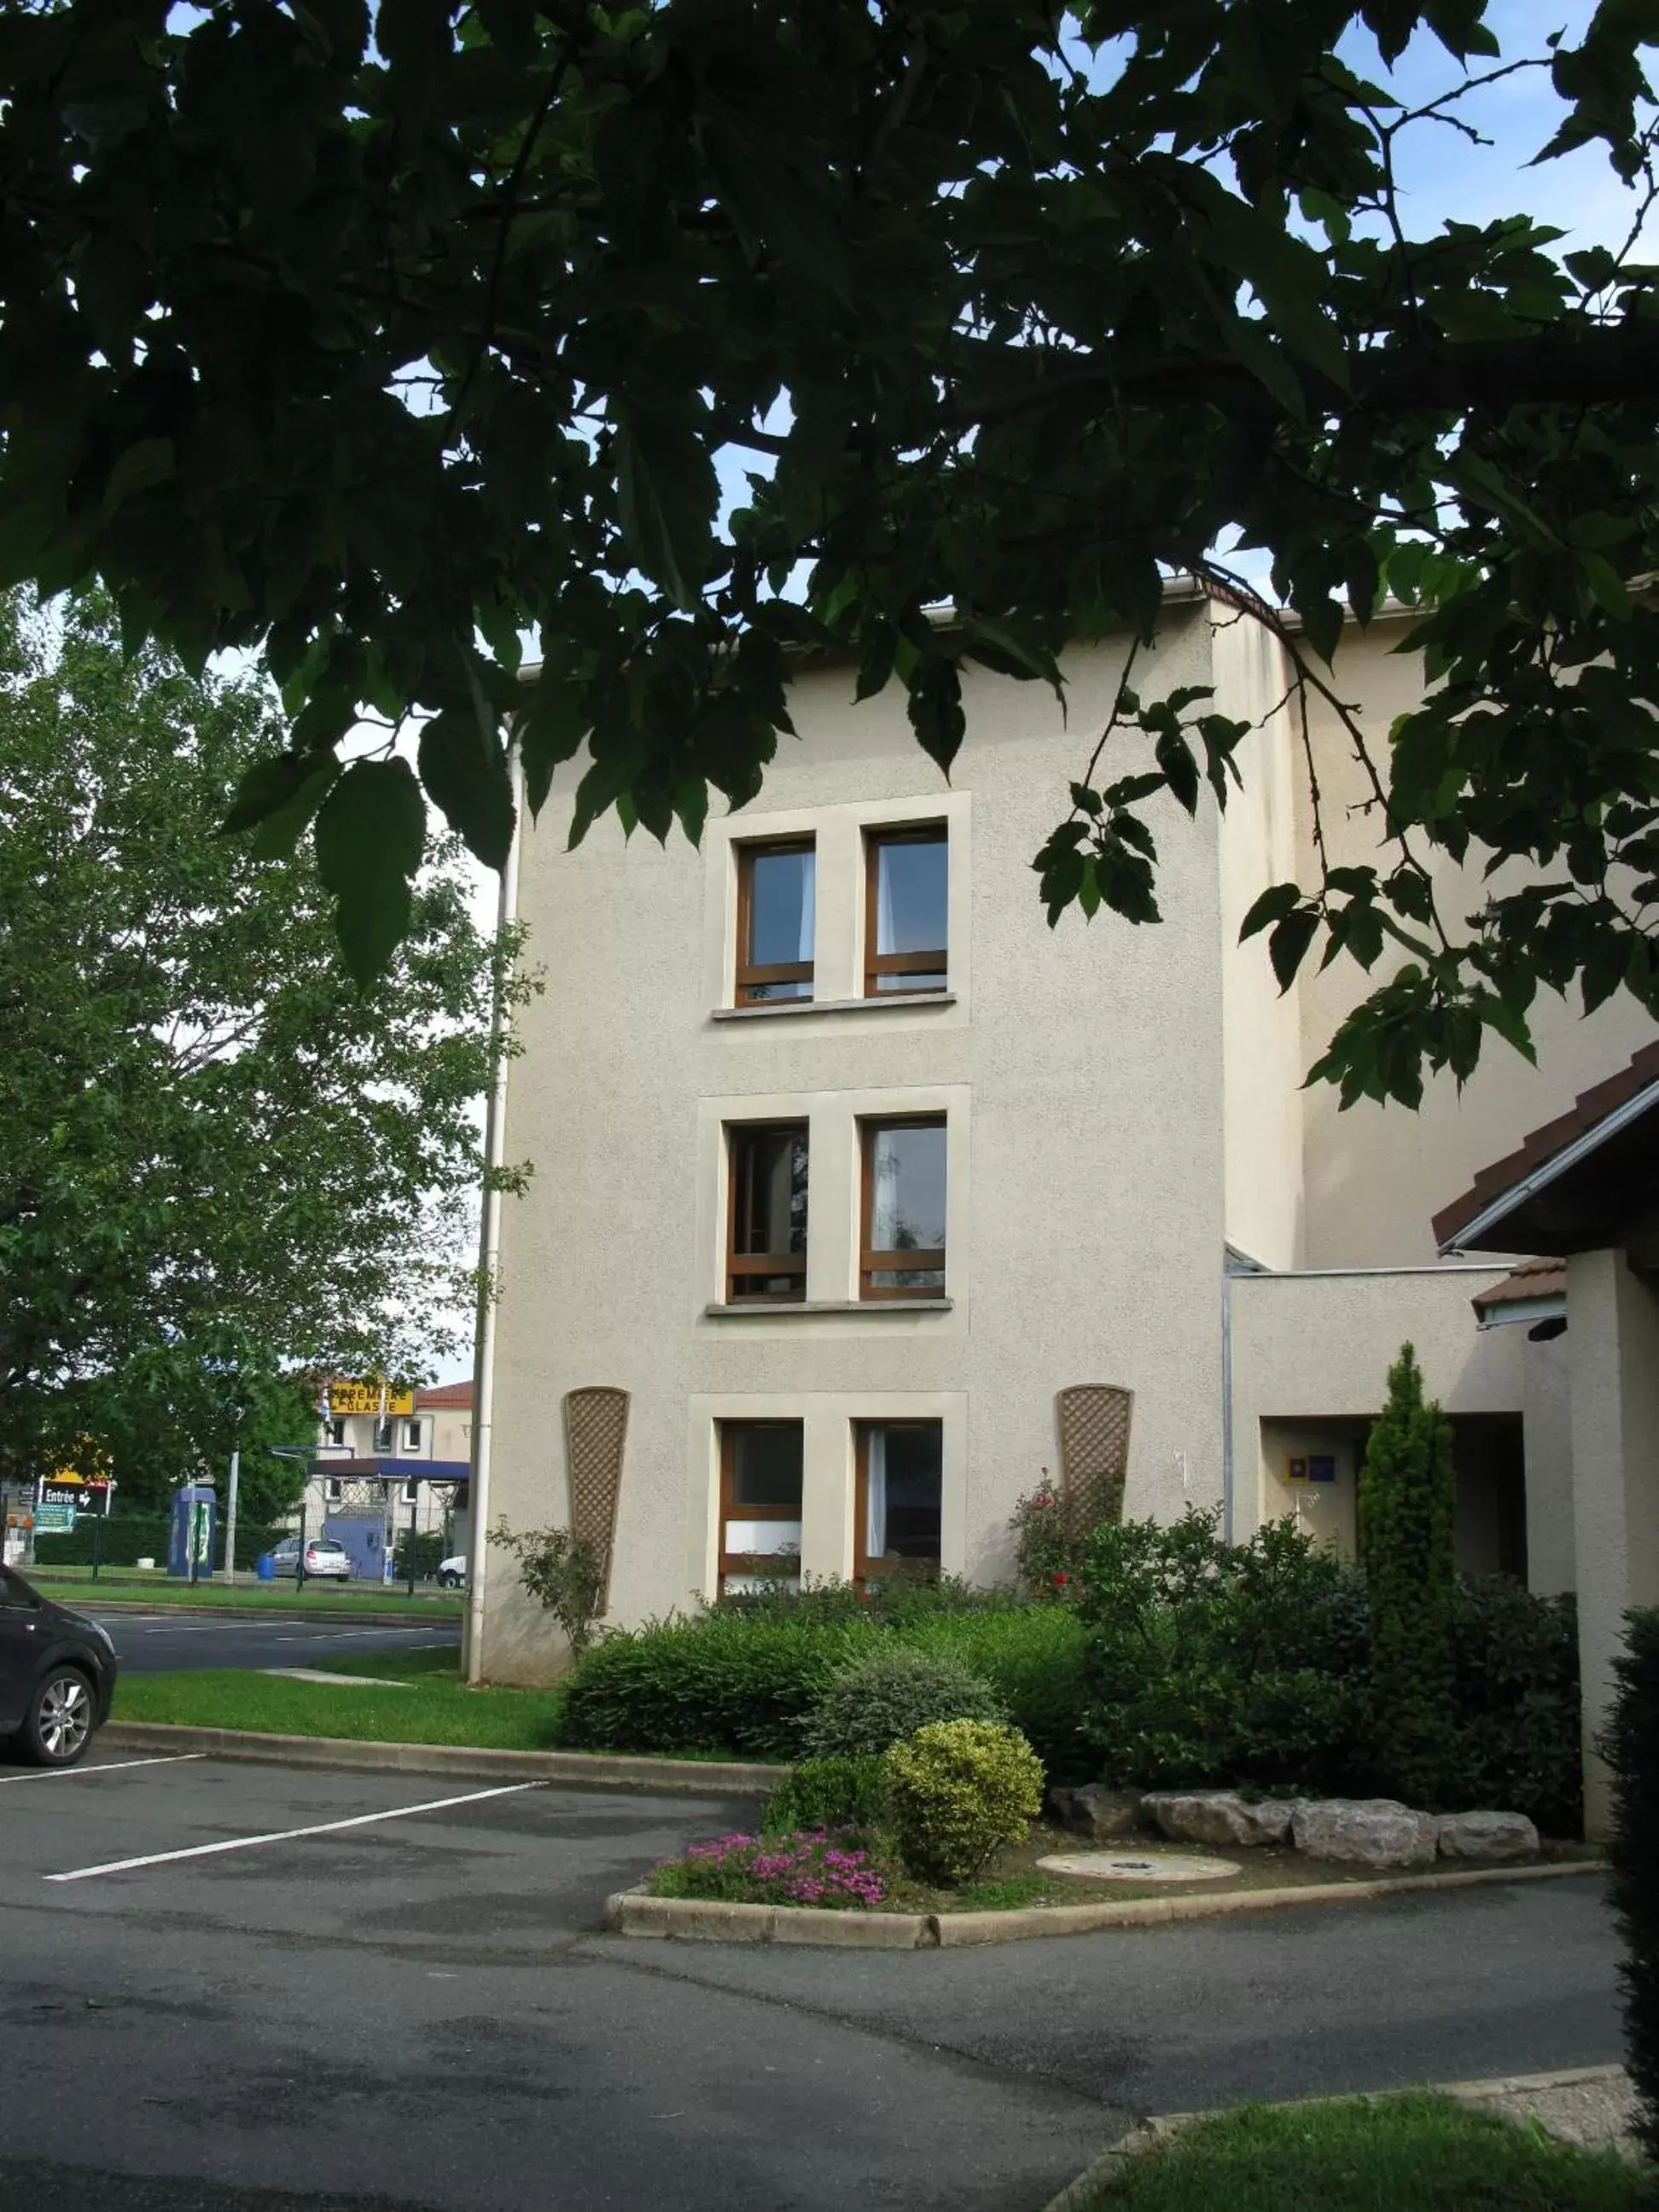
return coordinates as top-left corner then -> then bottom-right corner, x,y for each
1,0 -> 1655,1102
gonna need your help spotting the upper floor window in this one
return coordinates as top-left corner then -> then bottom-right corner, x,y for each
864,825 -> 947,996
727,1123 -> 808,1301
404,1419 -> 423,1452
374,1416 -> 395,1453
325,1417 -> 346,1448
860,1117 -> 946,1297
736,838 -> 815,1004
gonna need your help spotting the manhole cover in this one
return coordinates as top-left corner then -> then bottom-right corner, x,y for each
1036,1850 -> 1240,1883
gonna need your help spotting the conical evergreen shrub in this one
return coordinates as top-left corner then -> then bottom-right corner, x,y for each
1359,1343 -> 1456,1805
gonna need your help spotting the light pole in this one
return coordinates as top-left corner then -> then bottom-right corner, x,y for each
268,1446 -> 314,1586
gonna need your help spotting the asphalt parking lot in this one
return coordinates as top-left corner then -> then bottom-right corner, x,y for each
0,1751 -> 1626,2211
89,1610 -> 462,1674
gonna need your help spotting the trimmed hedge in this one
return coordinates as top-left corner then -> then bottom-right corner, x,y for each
32,1515 -> 286,1572
557,1615 -> 878,1758
1606,1606 -> 1659,2161
557,1604 -> 1093,1773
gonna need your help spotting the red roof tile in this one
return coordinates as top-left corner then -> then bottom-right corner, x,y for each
1433,1038 -> 1659,1249
416,1380 -> 474,1410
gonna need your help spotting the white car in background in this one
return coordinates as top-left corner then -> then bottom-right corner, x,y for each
271,1535 -> 352,1581
437,1554 -> 468,1589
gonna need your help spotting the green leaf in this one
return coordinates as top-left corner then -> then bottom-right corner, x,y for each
614,405 -> 719,613
221,749 -> 331,835
1238,882 -> 1303,941
906,659 -> 965,779
418,706 -> 515,870
102,438 -> 174,521
313,759 -> 426,984
1269,907 -> 1320,991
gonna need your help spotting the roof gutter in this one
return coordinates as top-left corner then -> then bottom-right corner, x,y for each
1440,1079 -> 1659,1254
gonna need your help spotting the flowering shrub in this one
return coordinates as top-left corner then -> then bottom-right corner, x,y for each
1010,1473 -> 1080,1600
647,1828 -> 887,1910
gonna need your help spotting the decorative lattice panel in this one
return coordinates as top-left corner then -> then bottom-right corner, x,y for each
1056,1385 -> 1133,1539
564,1386 -> 630,1601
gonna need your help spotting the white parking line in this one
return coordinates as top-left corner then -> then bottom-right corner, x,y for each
0,1754 -> 207,1786
45,1782 -> 541,1882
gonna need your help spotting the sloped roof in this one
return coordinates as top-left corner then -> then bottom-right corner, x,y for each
416,1380 -> 474,1410
1470,1256 -> 1568,1318
1433,1039 -> 1659,1255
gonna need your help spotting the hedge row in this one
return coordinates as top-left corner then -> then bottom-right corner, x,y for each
557,1606 -> 1091,1777
32,1516 -> 288,1572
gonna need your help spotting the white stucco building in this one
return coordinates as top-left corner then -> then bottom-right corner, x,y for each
301,1380 -> 474,1552
472,585 -> 1654,1720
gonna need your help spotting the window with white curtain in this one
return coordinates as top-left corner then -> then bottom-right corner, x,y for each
717,1422 -> 804,1594
860,1117 -> 946,1296
735,839 -> 815,1003
855,1422 -> 943,1582
864,825 -> 947,995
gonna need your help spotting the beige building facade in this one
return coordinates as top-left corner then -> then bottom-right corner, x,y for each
473,589 -> 1653,1691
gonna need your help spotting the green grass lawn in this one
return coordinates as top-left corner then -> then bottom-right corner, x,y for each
1075,2096 -> 1644,2211
113,1647 -> 564,1749
31,1569 -> 462,1620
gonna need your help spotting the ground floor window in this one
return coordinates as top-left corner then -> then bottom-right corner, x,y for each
855,1420 -> 943,1584
718,1421 -> 804,1594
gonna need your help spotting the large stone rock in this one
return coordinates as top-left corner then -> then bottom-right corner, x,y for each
1049,1784 -> 1144,1840
1140,1790 -> 1296,1848
1292,1798 -> 1441,1869
1435,1810 -> 1540,1863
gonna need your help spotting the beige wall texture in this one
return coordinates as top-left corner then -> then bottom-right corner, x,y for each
1291,616 -> 1655,1267
1568,1249 -> 1659,1837
477,590 -> 1653,1682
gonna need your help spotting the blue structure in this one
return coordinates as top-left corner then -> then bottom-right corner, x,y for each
168,1483 -> 218,1580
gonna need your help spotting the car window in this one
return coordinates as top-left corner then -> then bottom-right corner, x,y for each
311,1540 -> 346,1555
0,1566 -> 41,1610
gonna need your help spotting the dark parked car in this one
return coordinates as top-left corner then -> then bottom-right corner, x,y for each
0,1564 -> 118,1766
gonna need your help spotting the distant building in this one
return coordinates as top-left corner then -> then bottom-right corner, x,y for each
296,1380 -> 474,1565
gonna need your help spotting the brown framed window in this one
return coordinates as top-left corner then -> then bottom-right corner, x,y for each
864,825 -> 947,996
855,1421 -> 943,1582
718,1422 -> 804,1594
859,1116 -> 946,1297
736,838 -> 815,1004
727,1123 -> 808,1301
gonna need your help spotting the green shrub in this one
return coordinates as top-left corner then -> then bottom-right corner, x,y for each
1077,1509 -> 1372,1793
1359,1343 -> 1457,1805
802,1644 -> 1004,1758
710,1572 -> 1016,1625
557,1613 -> 878,1757
884,1720 -> 1045,1885
33,1514 -> 286,1572
1448,1576 -> 1581,1834
391,1531 -> 446,1581
762,1755 -> 891,1838
894,1607 -> 1093,1781
1606,1607 -> 1659,2161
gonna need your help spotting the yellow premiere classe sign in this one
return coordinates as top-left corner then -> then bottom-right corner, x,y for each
327,1380 -> 416,1417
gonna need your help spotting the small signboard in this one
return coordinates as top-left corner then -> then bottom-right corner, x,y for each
1307,1453 -> 1338,1484
33,1502 -> 76,1533
1287,1457 -> 1308,1484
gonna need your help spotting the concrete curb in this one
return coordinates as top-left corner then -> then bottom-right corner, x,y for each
1039,2064 -> 1635,2212
100,1721 -> 782,1796
604,1858 -> 1604,1950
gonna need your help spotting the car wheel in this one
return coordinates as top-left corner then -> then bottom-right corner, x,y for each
439,1572 -> 458,1589
24,1668 -> 96,1767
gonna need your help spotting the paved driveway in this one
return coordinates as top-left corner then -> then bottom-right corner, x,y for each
0,1752 -> 1624,2211
90,1610 -> 461,1674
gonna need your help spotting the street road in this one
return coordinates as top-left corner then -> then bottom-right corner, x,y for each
88,1610 -> 461,1674
0,1751 -> 1624,2212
